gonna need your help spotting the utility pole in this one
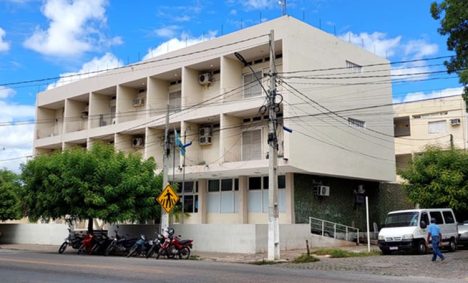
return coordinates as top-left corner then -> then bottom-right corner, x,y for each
160,104 -> 170,233
267,30 -> 280,261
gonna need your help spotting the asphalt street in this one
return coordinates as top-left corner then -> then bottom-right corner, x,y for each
0,249 -> 467,283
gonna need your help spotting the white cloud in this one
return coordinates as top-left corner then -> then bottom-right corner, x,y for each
393,87 -> 464,103
339,31 -> 401,58
0,27 -> 10,52
0,87 -> 15,99
241,0 -> 277,10
48,52 -> 123,89
403,40 -> 438,59
0,89 -> 35,172
23,0 -> 120,57
154,26 -> 180,38
143,32 -> 217,60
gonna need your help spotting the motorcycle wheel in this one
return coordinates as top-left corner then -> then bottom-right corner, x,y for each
58,242 -> 68,254
77,244 -> 85,255
105,242 -> 115,256
179,247 -> 190,260
90,243 -> 99,255
145,245 -> 155,258
127,244 -> 138,258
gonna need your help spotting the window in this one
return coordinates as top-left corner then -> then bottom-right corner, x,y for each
346,60 -> 362,73
207,178 -> 239,213
421,212 -> 429,227
248,175 -> 286,213
243,71 -> 262,98
242,129 -> 262,161
169,91 -> 181,112
430,211 -> 444,224
348,117 -> 366,128
428,120 -> 447,134
442,211 -> 455,224
178,181 -> 198,213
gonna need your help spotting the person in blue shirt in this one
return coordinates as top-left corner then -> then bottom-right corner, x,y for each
427,218 -> 445,261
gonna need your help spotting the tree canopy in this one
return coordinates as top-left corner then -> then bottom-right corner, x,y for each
0,169 -> 21,221
431,0 -> 468,99
20,143 -> 162,231
399,147 -> 468,218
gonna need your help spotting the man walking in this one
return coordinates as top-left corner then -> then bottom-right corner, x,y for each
427,218 -> 445,262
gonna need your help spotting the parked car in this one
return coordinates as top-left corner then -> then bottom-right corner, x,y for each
378,208 -> 458,255
458,220 -> 468,247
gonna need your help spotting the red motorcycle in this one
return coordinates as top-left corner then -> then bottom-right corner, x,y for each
157,228 -> 193,259
77,232 -> 94,255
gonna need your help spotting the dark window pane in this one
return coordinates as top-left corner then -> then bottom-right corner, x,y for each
442,211 -> 455,224
194,195 -> 199,213
183,181 -> 193,193
263,176 -> 269,189
234,179 -> 239,191
278,175 -> 286,189
430,211 -> 444,224
221,179 -> 233,191
249,177 -> 261,190
183,195 -> 194,213
208,180 -> 220,192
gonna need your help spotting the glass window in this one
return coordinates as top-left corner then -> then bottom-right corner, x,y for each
348,117 -> 366,128
234,178 -> 239,191
384,212 -> 419,227
421,212 -> 429,227
242,130 -> 262,161
428,120 -> 447,134
249,177 -> 261,190
442,211 -> 455,224
263,176 -> 269,189
169,91 -> 181,112
208,180 -> 220,192
181,181 -> 198,213
243,71 -> 262,98
430,211 -> 444,224
221,179 -> 233,191
278,175 -> 286,189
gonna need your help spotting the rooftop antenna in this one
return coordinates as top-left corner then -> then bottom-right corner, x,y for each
279,0 -> 287,16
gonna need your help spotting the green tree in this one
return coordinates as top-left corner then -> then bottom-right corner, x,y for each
399,147 -> 468,218
20,143 -> 162,232
431,0 -> 468,99
0,169 -> 21,221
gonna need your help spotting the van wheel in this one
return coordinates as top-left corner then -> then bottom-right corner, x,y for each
448,238 -> 457,252
381,249 -> 391,255
415,240 -> 427,255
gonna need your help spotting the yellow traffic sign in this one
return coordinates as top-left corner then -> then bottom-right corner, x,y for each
156,184 -> 180,213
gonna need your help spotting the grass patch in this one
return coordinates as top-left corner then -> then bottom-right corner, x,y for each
292,254 -> 320,263
312,248 -> 380,258
189,255 -> 200,260
251,259 -> 281,265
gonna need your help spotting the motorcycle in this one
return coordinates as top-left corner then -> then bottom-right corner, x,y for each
126,234 -> 151,257
77,232 -> 94,255
58,228 -> 83,254
157,228 -> 193,259
105,226 -> 137,256
89,232 -> 112,255
145,233 -> 164,259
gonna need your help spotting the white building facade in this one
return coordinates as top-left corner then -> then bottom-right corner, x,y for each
34,17 -> 395,228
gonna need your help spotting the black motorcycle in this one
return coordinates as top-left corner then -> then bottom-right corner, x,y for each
145,233 -> 164,259
127,234 -> 151,257
58,228 -> 83,254
105,227 -> 137,256
89,232 -> 112,255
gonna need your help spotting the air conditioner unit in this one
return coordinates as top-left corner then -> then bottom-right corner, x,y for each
132,137 -> 144,148
450,118 -> 461,126
317,185 -> 330,197
132,98 -> 145,107
199,126 -> 212,145
198,73 -> 212,85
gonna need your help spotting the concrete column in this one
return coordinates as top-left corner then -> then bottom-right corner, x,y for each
238,176 -> 248,224
285,173 -> 295,224
198,179 -> 208,224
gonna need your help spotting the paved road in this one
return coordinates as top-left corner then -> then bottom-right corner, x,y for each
0,249 -> 467,283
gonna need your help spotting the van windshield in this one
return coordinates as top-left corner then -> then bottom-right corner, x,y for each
385,212 -> 419,227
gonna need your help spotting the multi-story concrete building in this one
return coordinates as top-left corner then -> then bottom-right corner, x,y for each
394,95 -> 467,180
34,16 -> 395,230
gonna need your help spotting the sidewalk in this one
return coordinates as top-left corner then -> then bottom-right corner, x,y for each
0,243 -> 379,263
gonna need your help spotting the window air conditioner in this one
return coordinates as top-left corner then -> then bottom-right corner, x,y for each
450,118 -> 461,126
199,126 -> 212,145
198,73 -> 212,85
132,137 -> 144,148
132,98 -> 145,107
317,185 -> 330,196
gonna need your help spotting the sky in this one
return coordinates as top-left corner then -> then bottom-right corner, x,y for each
0,0 -> 464,172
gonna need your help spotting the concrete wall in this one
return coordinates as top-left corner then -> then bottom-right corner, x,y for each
0,223 -> 354,254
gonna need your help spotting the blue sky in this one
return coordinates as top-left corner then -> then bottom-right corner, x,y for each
0,0 -> 464,171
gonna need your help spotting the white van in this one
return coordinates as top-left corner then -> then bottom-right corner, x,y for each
378,208 -> 458,255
